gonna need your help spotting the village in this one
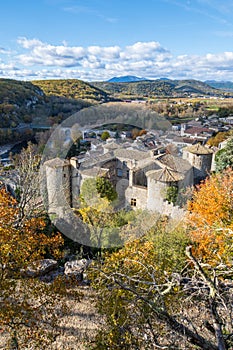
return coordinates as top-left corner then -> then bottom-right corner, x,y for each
43,110 -> 233,222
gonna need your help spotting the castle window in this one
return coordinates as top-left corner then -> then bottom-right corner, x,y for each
131,198 -> 137,207
63,173 -> 67,178
126,170 -> 129,179
117,169 -> 123,177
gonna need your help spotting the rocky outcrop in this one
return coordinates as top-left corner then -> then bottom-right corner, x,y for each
64,259 -> 92,281
21,259 -> 58,278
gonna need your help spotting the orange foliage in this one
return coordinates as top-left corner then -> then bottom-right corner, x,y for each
0,186 -> 65,347
0,186 -> 63,273
187,168 -> 233,264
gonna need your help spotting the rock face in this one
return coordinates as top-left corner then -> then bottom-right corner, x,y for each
22,259 -> 58,277
64,259 -> 92,280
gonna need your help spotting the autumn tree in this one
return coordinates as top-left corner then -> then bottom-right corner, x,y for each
2,142 -> 44,225
89,220 -> 233,350
207,131 -> 231,147
77,178 -> 121,253
187,168 -> 233,265
0,186 -> 71,349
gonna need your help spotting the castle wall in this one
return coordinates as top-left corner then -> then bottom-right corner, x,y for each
182,150 -> 212,183
70,157 -> 80,208
116,178 -> 129,205
161,201 -> 186,221
125,185 -> 148,210
147,178 -> 168,212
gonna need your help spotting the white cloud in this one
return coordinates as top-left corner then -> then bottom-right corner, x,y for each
0,37 -> 233,81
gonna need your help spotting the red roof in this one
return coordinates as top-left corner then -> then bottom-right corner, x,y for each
185,127 -> 213,135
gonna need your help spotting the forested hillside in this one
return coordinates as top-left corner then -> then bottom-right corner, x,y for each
93,78 -> 225,99
32,79 -> 110,102
0,78 -> 110,130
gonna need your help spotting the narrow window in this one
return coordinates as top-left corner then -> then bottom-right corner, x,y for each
131,198 -> 137,207
117,169 -> 123,177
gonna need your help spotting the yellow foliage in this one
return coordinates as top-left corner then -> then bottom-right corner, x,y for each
187,168 -> 233,264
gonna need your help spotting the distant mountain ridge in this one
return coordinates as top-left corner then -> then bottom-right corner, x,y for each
93,78 -> 225,98
107,75 -> 148,83
205,80 -> 233,92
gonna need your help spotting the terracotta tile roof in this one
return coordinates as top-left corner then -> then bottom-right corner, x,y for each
185,127 -> 213,135
81,152 -> 115,168
81,167 -> 109,177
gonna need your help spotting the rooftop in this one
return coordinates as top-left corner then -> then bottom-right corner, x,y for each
44,157 -> 70,168
156,153 -> 192,173
146,167 -> 184,183
114,148 -> 150,161
183,143 -> 213,155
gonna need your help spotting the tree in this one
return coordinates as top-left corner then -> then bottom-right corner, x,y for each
207,131 -> 230,147
164,185 -> 178,204
215,137 -> 233,172
0,186 -> 70,349
90,223 -> 233,349
77,179 -> 121,253
96,177 -> 117,202
187,168 -> 233,265
101,131 -> 110,141
6,142 -> 44,225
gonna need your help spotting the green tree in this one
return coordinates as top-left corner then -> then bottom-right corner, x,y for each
101,131 -> 110,141
164,185 -> 178,204
96,177 -> 117,202
215,137 -> 233,172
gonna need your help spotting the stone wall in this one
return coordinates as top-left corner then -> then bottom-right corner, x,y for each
182,150 -> 212,183
125,185 -> 148,210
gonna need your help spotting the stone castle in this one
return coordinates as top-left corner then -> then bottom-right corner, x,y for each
44,140 -> 213,219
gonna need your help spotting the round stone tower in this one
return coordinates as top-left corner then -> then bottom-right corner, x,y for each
44,158 -> 71,212
146,167 -> 184,212
182,144 -> 213,183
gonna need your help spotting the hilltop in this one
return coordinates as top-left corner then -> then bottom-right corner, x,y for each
32,79 -> 110,102
93,78 -> 226,99
0,78 -> 110,130
107,75 -> 147,83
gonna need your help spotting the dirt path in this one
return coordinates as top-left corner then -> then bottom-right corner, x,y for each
51,286 -> 103,350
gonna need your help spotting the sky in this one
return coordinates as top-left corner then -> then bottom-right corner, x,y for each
1,0 -> 233,81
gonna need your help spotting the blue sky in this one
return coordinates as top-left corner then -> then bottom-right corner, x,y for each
1,0 -> 233,81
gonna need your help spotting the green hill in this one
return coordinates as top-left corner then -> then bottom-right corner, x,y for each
32,79 -> 110,102
93,79 -> 225,99
0,78 -> 111,130
0,79 -> 47,128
